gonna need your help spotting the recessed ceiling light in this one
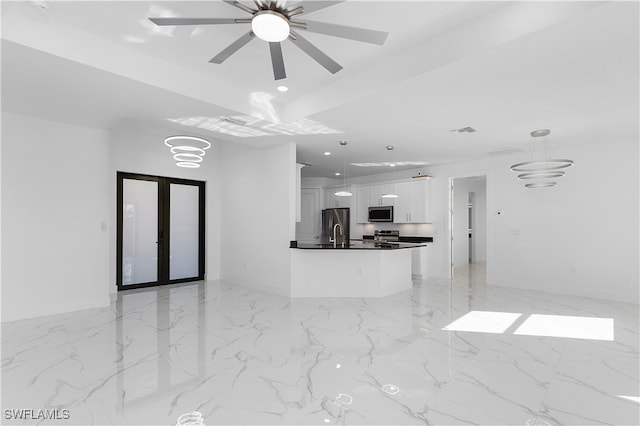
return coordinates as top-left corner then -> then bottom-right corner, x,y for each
339,140 -> 348,146
386,145 -> 395,150
277,85 -> 288,92
335,172 -> 341,176
324,151 -> 331,156
389,164 -> 396,167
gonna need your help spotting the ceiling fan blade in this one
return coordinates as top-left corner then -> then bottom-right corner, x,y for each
289,30 -> 342,74
302,20 -> 389,45
269,42 -> 287,80
209,32 -> 255,64
149,17 -> 239,26
224,1 -> 258,15
286,1 -> 344,15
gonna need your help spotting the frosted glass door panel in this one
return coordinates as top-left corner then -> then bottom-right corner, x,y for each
122,179 -> 158,285
169,184 -> 199,280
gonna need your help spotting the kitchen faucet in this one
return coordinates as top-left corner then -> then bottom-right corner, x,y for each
330,222 -> 343,246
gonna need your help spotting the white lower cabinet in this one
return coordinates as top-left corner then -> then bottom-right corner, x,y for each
411,246 -> 428,278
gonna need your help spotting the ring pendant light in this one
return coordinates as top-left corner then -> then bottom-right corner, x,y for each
164,135 -> 211,168
510,129 -> 574,188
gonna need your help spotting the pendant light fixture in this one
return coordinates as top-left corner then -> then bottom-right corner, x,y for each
335,140 -> 352,197
164,135 -> 211,168
380,144 -> 398,198
510,129 -> 574,188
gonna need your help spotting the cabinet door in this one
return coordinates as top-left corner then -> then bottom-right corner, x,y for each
337,191 -> 352,208
409,179 -> 428,223
326,187 -> 353,208
392,180 -> 428,223
369,184 -> 394,206
393,182 -> 411,223
356,186 -> 370,223
325,189 -> 337,208
296,188 -> 321,243
296,164 -> 304,222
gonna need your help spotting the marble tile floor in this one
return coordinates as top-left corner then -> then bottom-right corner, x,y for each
2,263 -> 639,425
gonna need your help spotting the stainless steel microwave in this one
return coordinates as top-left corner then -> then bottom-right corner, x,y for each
368,206 -> 393,222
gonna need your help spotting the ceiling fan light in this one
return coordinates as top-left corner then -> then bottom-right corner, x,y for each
252,11 -> 290,42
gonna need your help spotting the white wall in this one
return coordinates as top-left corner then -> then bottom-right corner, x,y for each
426,138 -> 639,303
1,112 -> 111,321
108,120 -> 222,291
219,141 -> 296,296
1,114 -> 296,321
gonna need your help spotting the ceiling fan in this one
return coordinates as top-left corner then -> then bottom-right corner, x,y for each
149,0 -> 389,80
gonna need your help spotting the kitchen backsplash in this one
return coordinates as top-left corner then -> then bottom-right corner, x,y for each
355,222 -> 434,238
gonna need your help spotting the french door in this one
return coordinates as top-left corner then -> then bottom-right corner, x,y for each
116,172 -> 205,290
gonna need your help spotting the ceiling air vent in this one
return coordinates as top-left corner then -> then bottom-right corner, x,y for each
220,116 -> 250,126
450,127 -> 477,133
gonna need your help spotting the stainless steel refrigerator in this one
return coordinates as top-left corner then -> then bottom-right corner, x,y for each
321,208 -> 350,245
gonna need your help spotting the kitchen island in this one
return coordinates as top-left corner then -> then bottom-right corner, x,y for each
290,241 -> 426,297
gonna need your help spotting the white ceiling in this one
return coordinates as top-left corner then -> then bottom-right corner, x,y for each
2,1 -> 638,178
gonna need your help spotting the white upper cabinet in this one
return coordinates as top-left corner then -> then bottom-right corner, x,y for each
393,180 -> 429,223
326,179 -> 430,224
368,184 -> 395,206
356,186 -> 370,223
393,182 -> 411,223
325,186 -> 353,209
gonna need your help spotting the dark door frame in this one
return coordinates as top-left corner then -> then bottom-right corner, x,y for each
116,172 -> 205,291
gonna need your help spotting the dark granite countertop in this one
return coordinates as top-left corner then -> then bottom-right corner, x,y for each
292,241 -> 427,250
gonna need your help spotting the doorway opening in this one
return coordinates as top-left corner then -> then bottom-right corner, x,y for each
116,172 -> 205,291
449,175 -> 487,283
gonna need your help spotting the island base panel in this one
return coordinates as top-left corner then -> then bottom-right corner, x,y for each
290,249 -> 412,297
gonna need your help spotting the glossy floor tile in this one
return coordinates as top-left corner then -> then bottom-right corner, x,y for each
2,263 -> 639,425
